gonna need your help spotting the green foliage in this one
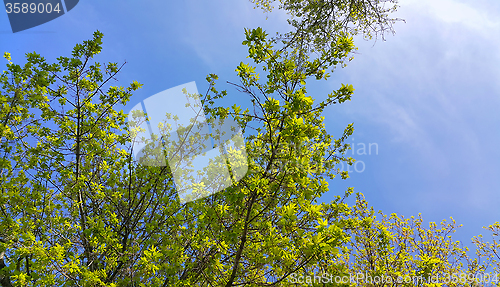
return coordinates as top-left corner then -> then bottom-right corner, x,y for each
0,30 -> 147,287
340,194 -> 468,286
201,25 -> 360,285
1,1 -> 497,286
328,194 -> 499,287
473,223 -> 500,285
250,0 -> 405,72
0,24 -> 360,285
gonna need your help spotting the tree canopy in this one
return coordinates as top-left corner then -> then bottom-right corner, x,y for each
0,0 -> 498,286
250,0 -> 404,70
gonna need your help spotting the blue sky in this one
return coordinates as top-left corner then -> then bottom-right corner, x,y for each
1,0 -> 499,250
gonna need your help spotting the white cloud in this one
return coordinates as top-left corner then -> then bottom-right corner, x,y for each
403,0 -> 500,33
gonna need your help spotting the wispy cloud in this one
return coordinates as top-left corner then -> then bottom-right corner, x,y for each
403,0 -> 500,34
321,0 -> 500,233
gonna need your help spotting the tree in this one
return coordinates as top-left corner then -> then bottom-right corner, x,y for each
3,2 -> 499,287
473,223 -> 500,286
0,25 -> 362,287
338,194 -> 484,287
250,0 -> 405,71
0,0 -> 416,286
0,32 -> 147,286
